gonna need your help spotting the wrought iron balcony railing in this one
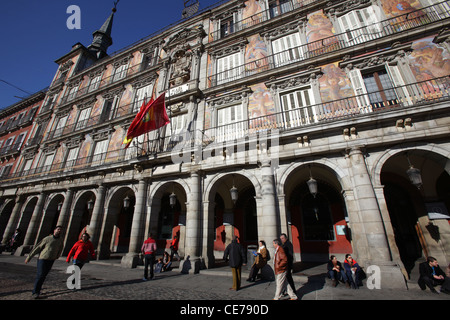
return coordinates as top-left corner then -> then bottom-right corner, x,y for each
208,2 -> 450,86
1,75 -> 448,183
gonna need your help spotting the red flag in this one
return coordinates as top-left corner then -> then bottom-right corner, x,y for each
123,92 -> 169,148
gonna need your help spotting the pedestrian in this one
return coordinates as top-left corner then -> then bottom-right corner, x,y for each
162,251 -> 172,272
170,235 -> 179,261
280,233 -> 296,293
418,256 -> 450,294
7,228 -> 22,254
141,233 -> 157,280
273,238 -> 297,300
223,236 -> 247,291
24,226 -> 64,299
66,232 -> 95,270
247,240 -> 268,282
327,255 -> 348,287
343,254 -> 362,289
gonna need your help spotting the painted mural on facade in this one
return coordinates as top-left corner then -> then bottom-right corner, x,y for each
306,10 -> 335,45
408,36 -> 450,81
380,0 -> 424,18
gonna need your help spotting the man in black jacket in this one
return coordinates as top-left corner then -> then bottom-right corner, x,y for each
223,236 -> 247,291
418,256 -> 450,294
280,233 -> 296,294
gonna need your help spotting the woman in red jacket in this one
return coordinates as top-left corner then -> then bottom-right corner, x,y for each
66,233 -> 95,269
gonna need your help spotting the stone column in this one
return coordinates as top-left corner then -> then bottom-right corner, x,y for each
15,192 -> 46,256
202,200 -> 215,269
180,171 -> 202,273
56,188 -> 74,228
122,179 -> 147,268
88,184 -> 106,253
2,196 -> 24,245
347,147 -> 390,263
259,159 -> 278,244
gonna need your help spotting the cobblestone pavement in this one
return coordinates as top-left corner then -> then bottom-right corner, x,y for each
1,253 -> 449,302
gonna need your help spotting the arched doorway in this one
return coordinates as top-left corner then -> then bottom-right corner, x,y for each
285,165 -> 351,262
37,194 -> 64,242
381,150 -> 450,278
0,200 -> 15,242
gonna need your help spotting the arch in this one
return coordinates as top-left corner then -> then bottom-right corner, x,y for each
371,143 -> 450,186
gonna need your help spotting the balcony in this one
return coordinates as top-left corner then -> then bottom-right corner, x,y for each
1,74 -> 447,185
208,2 -> 450,86
209,0 -> 317,42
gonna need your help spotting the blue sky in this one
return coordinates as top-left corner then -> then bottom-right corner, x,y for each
0,0 -> 224,110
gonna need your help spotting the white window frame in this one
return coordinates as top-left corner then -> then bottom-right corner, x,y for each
216,103 -> 246,142
216,52 -> 243,85
22,158 -> 33,174
92,139 -> 109,165
279,86 -> 317,127
76,107 -> 92,130
88,74 -> 102,92
65,147 -> 80,169
338,5 -> 382,45
133,84 -> 154,113
67,85 -> 79,101
113,64 -> 128,82
421,0 -> 450,18
272,32 -> 305,67
54,115 -> 69,137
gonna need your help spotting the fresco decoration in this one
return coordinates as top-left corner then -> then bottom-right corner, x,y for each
319,62 -> 359,117
408,36 -> 450,93
242,0 -> 264,26
53,145 -> 65,171
127,51 -> 142,76
76,134 -> 92,167
379,0 -> 424,19
106,127 -> 125,163
248,83 -> 276,130
64,107 -> 77,135
245,35 -> 269,74
88,96 -> 104,127
305,10 -> 338,54
116,84 -> 134,117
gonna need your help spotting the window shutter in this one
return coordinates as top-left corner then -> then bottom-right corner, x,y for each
349,69 -> 371,112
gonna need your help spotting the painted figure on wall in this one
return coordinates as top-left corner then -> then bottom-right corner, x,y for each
248,84 -> 275,129
306,10 -> 335,47
379,0 -> 423,18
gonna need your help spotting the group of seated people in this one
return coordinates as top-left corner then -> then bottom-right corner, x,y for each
327,254 -> 362,289
327,254 -> 450,294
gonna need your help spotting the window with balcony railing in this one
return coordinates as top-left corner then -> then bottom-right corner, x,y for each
280,87 -> 317,127
272,32 -> 305,67
113,64 -> 128,82
88,74 -> 102,92
216,52 -> 243,85
337,5 -> 383,45
216,103 -> 246,142
269,0 -> 293,18
75,107 -> 92,130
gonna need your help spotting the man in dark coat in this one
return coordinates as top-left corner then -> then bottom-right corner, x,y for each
280,233 -> 296,293
418,256 -> 450,294
223,236 -> 247,291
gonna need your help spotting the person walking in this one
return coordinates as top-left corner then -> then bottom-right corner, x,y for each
223,236 -> 247,291
66,232 -> 95,270
247,240 -> 268,282
273,238 -> 297,300
280,233 -> 296,293
25,226 -> 64,299
170,235 -> 179,261
141,234 -> 157,280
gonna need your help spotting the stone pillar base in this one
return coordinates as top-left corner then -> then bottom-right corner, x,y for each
121,253 -> 142,269
14,245 -> 32,257
179,256 -> 204,274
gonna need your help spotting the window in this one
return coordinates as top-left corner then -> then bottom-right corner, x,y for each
349,67 -> 403,111
75,107 -> 92,130
53,116 -> 68,138
113,64 -> 128,82
269,0 -> 293,18
101,97 -> 119,121
65,147 -> 79,168
92,140 -> 109,164
165,113 -> 188,148
14,133 -> 26,151
22,158 -> 33,175
88,74 -> 102,92
338,6 -> 382,45
2,137 -> 14,153
41,153 -> 55,173
280,87 -> 317,127
66,85 -> 79,101
133,84 -> 154,113
216,103 -> 246,142
272,33 -> 305,67
0,165 -> 13,178
220,17 -> 234,38
216,52 -> 242,85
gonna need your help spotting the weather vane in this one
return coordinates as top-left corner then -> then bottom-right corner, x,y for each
182,0 -> 199,19
113,0 -> 120,12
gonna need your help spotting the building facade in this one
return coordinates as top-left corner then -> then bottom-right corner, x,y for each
1,0 -> 449,282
